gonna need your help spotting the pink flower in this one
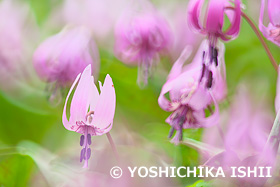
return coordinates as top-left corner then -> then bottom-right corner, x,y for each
158,40 -> 226,145
33,26 -> 100,87
62,0 -> 129,43
188,0 -> 241,42
114,8 -> 172,86
202,88 -> 274,185
259,0 -> 280,46
62,65 -> 116,168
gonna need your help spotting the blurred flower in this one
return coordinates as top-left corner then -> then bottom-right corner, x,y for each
188,0 -> 241,42
114,5 -> 172,87
33,26 -> 99,104
259,0 -> 280,46
0,0 -> 38,91
158,40 -> 227,145
202,88 -> 274,185
169,5 -> 202,59
62,65 -> 116,168
62,0 -> 129,45
33,26 -> 99,87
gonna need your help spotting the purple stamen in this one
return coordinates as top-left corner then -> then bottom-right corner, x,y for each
213,48 -> 218,66
200,64 -> 206,82
207,71 -> 213,89
210,46 -> 214,63
80,135 -> 85,146
168,127 -> 175,138
86,148 -> 91,159
80,148 -> 85,162
179,128 -> 183,141
87,134 -> 91,145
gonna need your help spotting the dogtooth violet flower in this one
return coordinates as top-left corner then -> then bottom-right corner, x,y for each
33,26 -> 100,103
259,0 -> 280,46
62,65 -> 116,168
187,0 -> 240,97
114,8 -> 172,87
188,0 -> 241,42
158,40 -> 226,145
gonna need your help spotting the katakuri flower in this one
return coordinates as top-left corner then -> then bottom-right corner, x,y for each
188,0 -> 241,42
33,26 -> 100,87
158,40 -> 226,145
259,0 -> 280,46
114,8 -> 172,87
62,65 -> 116,168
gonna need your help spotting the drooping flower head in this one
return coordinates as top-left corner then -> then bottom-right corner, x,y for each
33,26 -> 100,87
114,6 -> 172,87
188,0 -> 241,43
259,0 -> 280,46
62,65 -> 116,168
158,40 -> 227,144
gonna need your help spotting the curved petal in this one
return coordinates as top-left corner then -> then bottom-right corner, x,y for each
187,86 -> 211,111
158,79 -> 180,112
182,39 -> 208,72
89,76 -> 100,112
223,0 -> 241,38
198,91 -> 220,127
62,73 -> 81,131
206,0 -> 225,34
168,46 -> 192,80
188,0 -> 204,32
90,75 -> 116,131
259,0 -> 270,37
268,0 -> 280,26
69,64 -> 92,123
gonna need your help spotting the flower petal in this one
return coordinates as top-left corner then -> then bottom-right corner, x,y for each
259,0 -> 268,35
167,46 -> 192,81
158,78 -> 180,112
188,0 -> 204,32
89,76 -> 100,112
62,73 -> 81,131
198,91 -> 220,127
268,0 -> 280,26
205,0 -> 225,34
223,0 -> 241,38
69,64 -> 92,123
91,74 -> 116,131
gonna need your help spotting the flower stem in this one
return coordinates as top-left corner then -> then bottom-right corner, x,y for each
226,7 -> 278,71
106,132 -> 120,162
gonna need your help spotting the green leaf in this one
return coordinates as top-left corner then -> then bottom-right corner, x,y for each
0,154 -> 34,186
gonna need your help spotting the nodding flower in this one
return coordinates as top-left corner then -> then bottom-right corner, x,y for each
188,0 -> 241,43
259,0 -> 280,46
33,26 -> 99,104
33,26 -> 99,87
114,9 -> 172,87
62,65 -> 116,168
158,40 -> 226,145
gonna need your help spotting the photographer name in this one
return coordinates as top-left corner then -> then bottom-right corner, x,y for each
127,166 -> 272,178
